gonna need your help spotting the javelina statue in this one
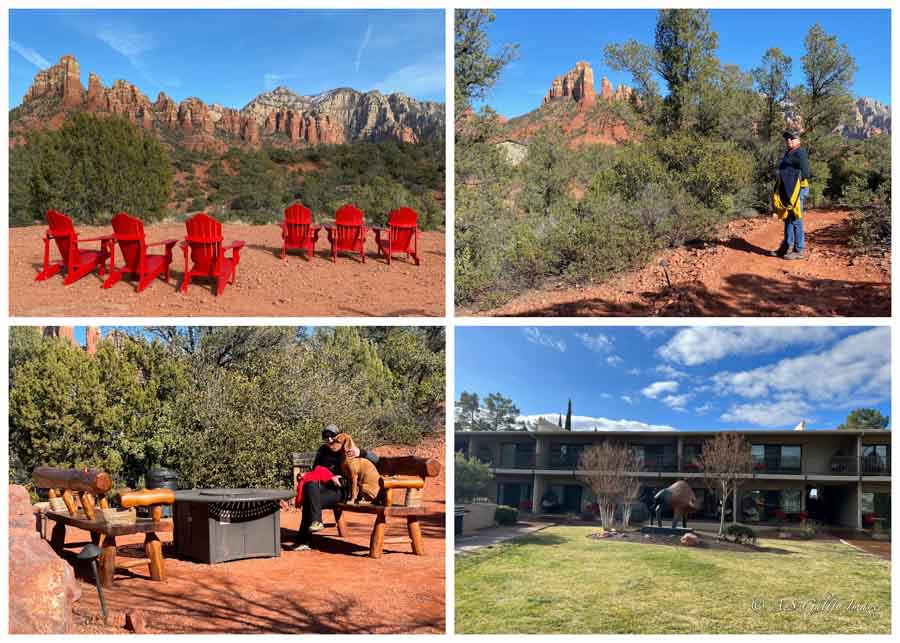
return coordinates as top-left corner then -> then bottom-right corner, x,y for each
652,480 -> 700,528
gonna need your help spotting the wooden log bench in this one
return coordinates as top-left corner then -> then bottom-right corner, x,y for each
33,466 -> 174,588
316,454 -> 441,558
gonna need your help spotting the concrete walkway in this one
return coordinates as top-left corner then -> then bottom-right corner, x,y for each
455,520 -> 556,554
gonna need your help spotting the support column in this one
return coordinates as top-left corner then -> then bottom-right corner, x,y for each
856,481 -> 863,530
732,487 -> 739,523
532,476 -> 544,515
676,437 -> 683,472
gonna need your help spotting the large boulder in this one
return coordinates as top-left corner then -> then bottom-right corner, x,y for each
8,484 -> 81,634
680,532 -> 700,547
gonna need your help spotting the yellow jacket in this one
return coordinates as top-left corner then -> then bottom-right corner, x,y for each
773,177 -> 809,220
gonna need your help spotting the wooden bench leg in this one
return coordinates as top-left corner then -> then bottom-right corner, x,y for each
100,536 -> 117,588
369,513 -> 387,559
50,522 -> 66,555
334,508 -> 348,538
407,516 -> 425,556
145,532 -> 165,582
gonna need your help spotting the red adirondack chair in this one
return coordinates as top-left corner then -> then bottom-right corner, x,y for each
325,204 -> 368,263
280,203 -> 321,260
180,213 -> 246,295
35,210 -> 113,285
103,212 -> 177,292
374,207 -> 421,266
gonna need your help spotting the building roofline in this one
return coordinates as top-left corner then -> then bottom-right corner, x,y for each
456,429 -> 890,437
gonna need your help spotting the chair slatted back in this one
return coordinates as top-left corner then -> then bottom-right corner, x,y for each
284,203 -> 313,244
184,213 -> 223,275
110,212 -> 147,271
46,210 -> 79,264
333,204 -> 364,248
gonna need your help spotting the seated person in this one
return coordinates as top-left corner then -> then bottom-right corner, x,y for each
289,424 -> 379,549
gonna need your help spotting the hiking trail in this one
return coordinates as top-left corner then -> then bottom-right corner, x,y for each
477,210 -> 890,317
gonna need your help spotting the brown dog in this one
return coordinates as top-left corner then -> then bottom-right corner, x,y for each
328,432 -> 380,503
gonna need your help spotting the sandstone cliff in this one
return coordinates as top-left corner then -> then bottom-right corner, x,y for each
12,55 -> 445,151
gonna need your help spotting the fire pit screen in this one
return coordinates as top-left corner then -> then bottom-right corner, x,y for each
174,488 -> 294,564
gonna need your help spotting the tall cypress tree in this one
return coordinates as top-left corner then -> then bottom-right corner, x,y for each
565,399 -> 573,431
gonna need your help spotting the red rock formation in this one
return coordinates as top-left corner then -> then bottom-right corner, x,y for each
24,55 -> 83,108
241,116 -> 259,145
600,77 -> 614,101
9,484 -> 82,634
544,61 -> 596,106
15,54 -> 445,150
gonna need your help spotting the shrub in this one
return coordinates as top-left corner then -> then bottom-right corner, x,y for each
722,523 -> 758,544
11,113 -> 173,225
495,505 -> 519,525
455,453 -> 493,503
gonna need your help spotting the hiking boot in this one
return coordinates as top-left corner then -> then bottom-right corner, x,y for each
308,520 -> 325,532
769,243 -> 789,258
784,250 -> 805,260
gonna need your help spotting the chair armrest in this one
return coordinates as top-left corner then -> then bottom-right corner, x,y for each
80,234 -> 115,243
146,239 -> 178,248
226,240 -> 246,250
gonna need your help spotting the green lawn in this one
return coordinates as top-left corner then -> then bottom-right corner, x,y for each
456,526 -> 890,634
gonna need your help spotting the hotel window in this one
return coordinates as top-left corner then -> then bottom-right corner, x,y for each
862,445 -> 889,473
780,446 -> 801,471
781,489 -> 802,512
751,445 -> 765,469
682,444 -> 702,470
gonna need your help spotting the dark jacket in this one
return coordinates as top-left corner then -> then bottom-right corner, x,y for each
779,147 -> 811,181
313,443 -> 379,476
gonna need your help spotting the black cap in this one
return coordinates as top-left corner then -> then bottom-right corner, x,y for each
321,424 -> 339,440
782,130 -> 799,140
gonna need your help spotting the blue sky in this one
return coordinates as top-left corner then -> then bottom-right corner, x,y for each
456,326 -> 891,431
9,9 -> 444,110
478,9 -> 891,118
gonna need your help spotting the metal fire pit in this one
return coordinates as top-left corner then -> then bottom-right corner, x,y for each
174,488 -> 294,564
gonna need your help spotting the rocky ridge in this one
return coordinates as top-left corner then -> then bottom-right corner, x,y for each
12,55 -> 445,151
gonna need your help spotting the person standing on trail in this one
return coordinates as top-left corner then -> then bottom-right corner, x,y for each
770,130 -> 811,260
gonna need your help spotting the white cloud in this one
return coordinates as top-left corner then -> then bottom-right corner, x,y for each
10,40 -> 50,68
96,26 -> 158,86
721,397 -> 813,427
621,395 -> 635,405
642,381 -> 679,399
374,54 -> 444,98
694,402 -> 715,415
354,24 -> 373,73
606,355 -> 623,366
519,413 -> 675,432
523,327 -> 566,352
576,331 -> 614,353
627,368 -> 641,376
600,392 -> 612,399
711,328 -> 890,408
638,327 -> 667,339
662,393 -> 692,411
659,327 -> 839,366
655,364 -> 688,379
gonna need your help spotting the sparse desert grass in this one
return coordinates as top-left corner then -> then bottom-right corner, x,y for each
455,525 -> 890,634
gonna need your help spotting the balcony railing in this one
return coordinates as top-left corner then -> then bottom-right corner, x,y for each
484,453 -> 891,477
862,455 -> 891,475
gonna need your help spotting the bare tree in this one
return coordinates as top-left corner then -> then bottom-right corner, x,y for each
578,443 -> 631,530
697,432 -> 753,536
621,474 -> 642,527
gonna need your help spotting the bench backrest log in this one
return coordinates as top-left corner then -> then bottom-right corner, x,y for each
32,466 -> 114,520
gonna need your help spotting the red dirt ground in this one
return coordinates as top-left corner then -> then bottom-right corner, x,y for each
63,438 -> 445,634
473,210 -> 890,317
10,223 -> 445,317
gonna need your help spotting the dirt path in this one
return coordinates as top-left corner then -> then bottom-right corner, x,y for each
67,438 -> 445,634
473,210 -> 890,317
11,223 -> 445,317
